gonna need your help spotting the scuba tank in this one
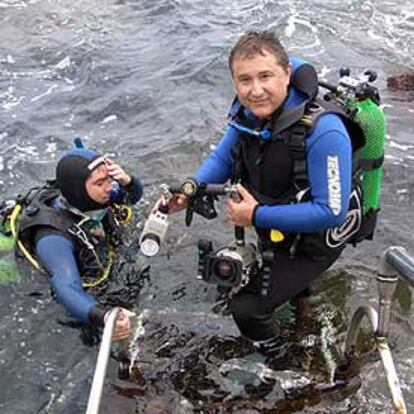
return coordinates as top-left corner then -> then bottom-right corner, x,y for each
0,231 -> 14,251
348,97 -> 386,214
0,254 -> 20,285
0,200 -> 16,251
319,68 -> 387,241
0,200 -> 20,284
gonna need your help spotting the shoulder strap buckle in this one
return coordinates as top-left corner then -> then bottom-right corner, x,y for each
68,223 -> 95,250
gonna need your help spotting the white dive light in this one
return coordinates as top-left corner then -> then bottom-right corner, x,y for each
139,210 -> 169,257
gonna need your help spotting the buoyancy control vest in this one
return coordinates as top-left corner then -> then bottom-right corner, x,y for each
230,62 -> 385,259
16,182 -> 124,287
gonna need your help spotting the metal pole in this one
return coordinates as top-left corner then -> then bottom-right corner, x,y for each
85,307 -> 120,414
377,338 -> 407,414
376,275 -> 398,337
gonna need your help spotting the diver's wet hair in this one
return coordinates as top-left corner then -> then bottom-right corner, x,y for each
229,30 -> 289,74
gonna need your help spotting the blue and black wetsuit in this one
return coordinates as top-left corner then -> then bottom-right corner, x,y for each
195,58 -> 357,341
32,178 -> 143,328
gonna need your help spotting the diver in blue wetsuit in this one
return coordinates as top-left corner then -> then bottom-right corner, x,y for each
17,147 -> 143,341
163,31 -> 363,344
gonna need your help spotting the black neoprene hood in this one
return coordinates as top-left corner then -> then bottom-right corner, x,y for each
56,148 -> 106,212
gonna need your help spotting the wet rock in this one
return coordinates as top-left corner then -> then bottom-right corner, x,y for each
387,71 -> 414,90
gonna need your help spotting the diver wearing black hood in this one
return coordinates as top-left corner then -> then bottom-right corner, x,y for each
56,148 -> 109,212
17,147 -> 143,341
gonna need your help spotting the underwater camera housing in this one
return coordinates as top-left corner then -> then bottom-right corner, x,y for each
197,239 -> 259,291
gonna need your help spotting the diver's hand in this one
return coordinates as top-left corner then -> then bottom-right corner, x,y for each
152,194 -> 188,214
105,308 -> 135,342
105,159 -> 132,187
168,193 -> 188,213
152,195 -> 167,213
226,184 -> 258,227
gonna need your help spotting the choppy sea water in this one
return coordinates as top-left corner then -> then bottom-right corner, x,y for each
1,0 -> 414,413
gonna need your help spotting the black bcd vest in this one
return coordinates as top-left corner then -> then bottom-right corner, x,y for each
17,183 -> 121,281
230,65 -> 365,260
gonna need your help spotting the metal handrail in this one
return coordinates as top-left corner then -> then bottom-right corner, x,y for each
345,305 -> 378,351
342,246 -> 414,414
345,305 -> 406,413
381,246 -> 414,288
85,307 -> 120,414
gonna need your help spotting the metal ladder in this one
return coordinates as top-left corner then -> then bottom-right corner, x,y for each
85,307 -> 122,414
343,246 -> 414,414
85,246 -> 413,414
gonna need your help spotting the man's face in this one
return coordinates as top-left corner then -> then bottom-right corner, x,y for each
85,164 -> 113,205
232,50 -> 291,119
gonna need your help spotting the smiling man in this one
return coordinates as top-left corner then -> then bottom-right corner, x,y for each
165,30 -> 363,349
231,46 -> 291,120
17,147 -> 143,342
